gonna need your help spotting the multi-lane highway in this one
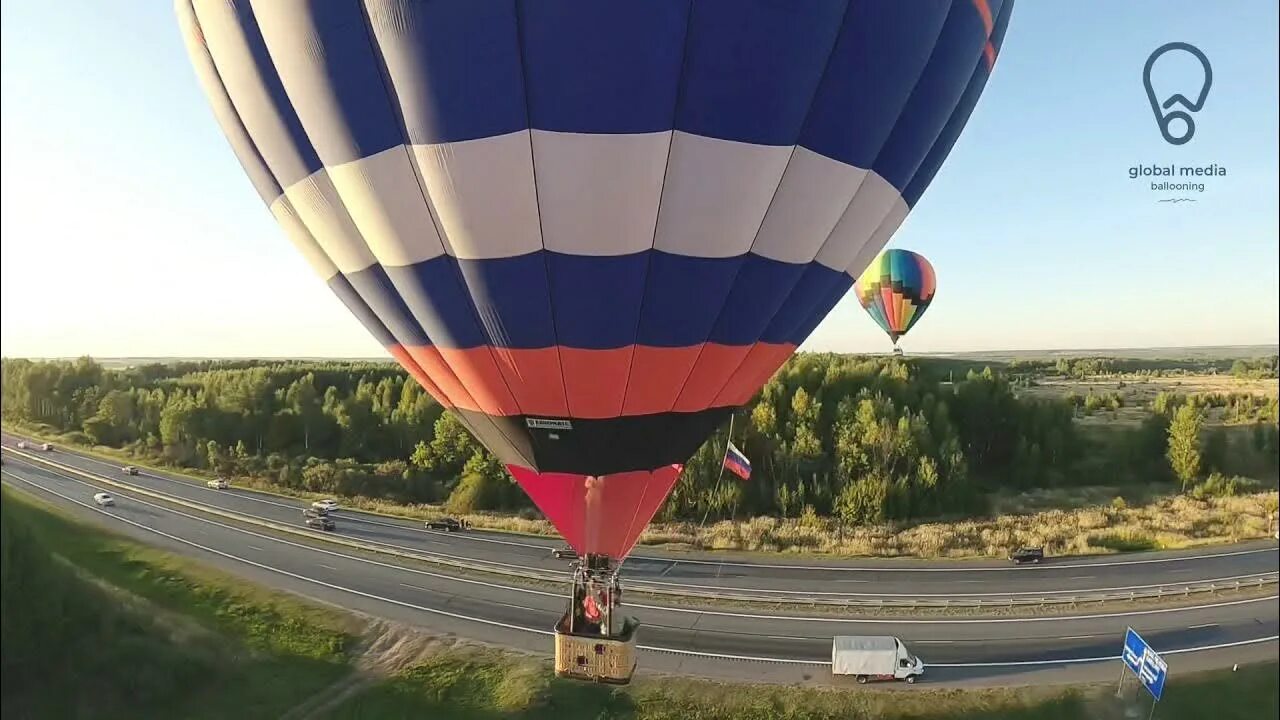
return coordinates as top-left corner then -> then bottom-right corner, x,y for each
2,434 -> 1276,686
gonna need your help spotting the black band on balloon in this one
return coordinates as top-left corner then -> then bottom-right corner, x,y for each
455,406 -> 737,476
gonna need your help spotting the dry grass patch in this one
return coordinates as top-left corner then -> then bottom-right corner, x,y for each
630,490 -> 1278,559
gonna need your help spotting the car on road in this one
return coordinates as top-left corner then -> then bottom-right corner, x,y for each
16,441 -> 28,449
122,465 -> 139,476
39,442 -> 53,451
305,515 -> 336,531
425,517 -> 465,532
303,507 -> 328,519
1009,546 -> 1045,564
552,546 -> 578,560
93,492 -> 115,507
206,477 -> 229,490
312,499 -> 339,512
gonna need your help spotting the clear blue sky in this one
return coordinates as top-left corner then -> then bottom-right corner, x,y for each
2,0 -> 1277,358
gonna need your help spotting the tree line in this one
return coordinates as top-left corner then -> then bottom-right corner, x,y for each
3,355 -> 1275,525
1006,355 -> 1279,380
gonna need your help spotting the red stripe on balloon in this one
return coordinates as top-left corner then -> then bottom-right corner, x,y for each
714,342 -> 798,406
388,342 -> 802,417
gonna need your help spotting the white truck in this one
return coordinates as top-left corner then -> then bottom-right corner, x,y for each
831,636 -> 924,684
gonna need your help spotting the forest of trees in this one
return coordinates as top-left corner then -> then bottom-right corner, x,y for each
3,355 -> 1276,525
1006,355 -> 1279,380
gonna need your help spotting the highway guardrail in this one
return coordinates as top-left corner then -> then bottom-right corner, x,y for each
9,448 -> 1277,612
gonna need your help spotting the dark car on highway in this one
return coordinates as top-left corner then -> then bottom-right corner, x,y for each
1009,546 -> 1045,564
303,507 -> 329,519
425,517 -> 465,531
305,515 -> 336,531
552,546 -> 577,560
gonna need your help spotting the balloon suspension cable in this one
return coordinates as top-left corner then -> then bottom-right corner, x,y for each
566,554 -> 622,637
699,412 -> 735,530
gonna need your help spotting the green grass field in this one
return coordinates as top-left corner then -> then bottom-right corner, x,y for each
330,648 -> 1278,720
0,486 -> 357,720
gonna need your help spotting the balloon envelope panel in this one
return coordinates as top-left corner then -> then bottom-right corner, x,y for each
178,0 -> 1012,557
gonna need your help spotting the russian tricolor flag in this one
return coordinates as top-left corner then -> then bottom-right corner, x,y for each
723,441 -> 752,481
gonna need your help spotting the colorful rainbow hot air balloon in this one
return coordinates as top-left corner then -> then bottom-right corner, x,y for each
177,0 -> 1013,677
854,249 -> 937,352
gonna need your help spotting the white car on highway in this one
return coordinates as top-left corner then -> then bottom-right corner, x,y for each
16,441 -> 28,449
207,477 -> 229,490
93,492 -> 115,507
40,442 -> 53,451
312,499 -> 339,512
122,465 -> 139,476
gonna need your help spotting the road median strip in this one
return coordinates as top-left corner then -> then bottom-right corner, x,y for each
9,448 -> 1278,614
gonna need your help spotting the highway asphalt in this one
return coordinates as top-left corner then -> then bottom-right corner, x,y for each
3,442 -> 1276,686
4,432 -> 1277,601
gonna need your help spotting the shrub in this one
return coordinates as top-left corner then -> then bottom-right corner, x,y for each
1191,473 -> 1264,500
1087,530 -> 1159,552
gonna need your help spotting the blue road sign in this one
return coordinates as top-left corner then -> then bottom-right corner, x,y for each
1122,627 -> 1168,701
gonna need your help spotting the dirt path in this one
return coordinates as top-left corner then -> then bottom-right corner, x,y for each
280,618 -> 467,720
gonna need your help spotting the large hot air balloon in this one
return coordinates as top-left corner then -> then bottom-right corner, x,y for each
854,249 -> 937,354
177,0 -> 1013,681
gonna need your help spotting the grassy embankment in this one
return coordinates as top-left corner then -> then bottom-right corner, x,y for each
3,484 -> 1277,719
6,420 -> 1277,560
0,486 -> 357,720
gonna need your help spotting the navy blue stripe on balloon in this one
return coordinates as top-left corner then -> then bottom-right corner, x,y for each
673,0 -> 845,146
760,265 -> 853,345
518,0 -> 689,134
213,0 -> 322,189
186,34 -> 282,205
365,0 -> 529,145
798,1 -> 950,180
273,1 -> 407,165
867,1 -> 989,193
222,0 -> 995,196
903,0 -> 1014,206
325,273 -> 399,348
337,252 -> 855,351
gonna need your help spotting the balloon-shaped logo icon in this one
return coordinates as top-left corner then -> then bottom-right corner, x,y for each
1143,42 -> 1212,146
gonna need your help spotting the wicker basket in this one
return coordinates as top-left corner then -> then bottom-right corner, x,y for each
553,614 -> 638,684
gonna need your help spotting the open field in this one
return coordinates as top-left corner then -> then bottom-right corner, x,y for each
921,345 -> 1280,362
4,485 -> 1277,720
1020,373 -> 1279,426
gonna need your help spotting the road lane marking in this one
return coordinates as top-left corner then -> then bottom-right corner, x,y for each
317,563 -> 337,571
927,636 -> 1280,668
10,458 -> 1280,622
20,442 -> 1280,600
247,545 -> 264,552
1069,576 -> 1096,580
1188,623 -> 1218,629
1059,635 -> 1097,640
4,472 -> 1279,670
17,436 -> 1278,575
491,601 -> 542,612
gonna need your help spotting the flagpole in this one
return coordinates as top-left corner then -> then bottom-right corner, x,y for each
699,413 -> 734,529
